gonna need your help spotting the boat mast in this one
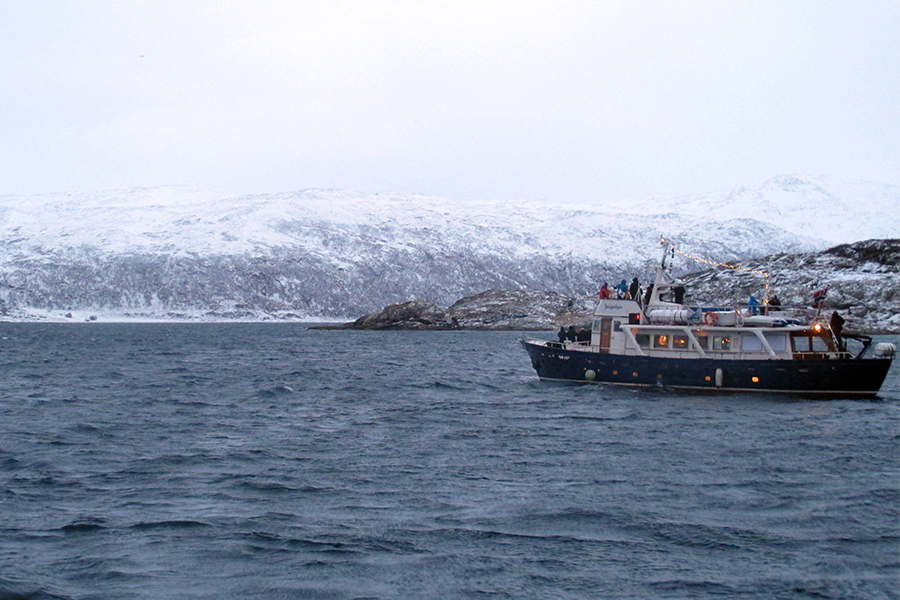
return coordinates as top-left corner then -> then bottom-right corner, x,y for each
648,239 -> 671,306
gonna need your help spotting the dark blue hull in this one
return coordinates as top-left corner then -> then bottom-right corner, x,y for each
522,340 -> 893,398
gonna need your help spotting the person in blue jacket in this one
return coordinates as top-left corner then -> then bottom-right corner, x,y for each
748,294 -> 759,315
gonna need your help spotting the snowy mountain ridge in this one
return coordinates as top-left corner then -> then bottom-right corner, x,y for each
2,174 -> 895,256
602,175 -> 899,243
0,175 -> 896,321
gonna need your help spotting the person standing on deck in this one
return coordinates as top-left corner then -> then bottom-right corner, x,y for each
629,278 -> 640,302
748,294 -> 759,315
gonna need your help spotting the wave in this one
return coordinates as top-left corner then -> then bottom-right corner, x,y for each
59,521 -> 106,533
254,385 -> 295,398
245,531 -> 423,556
0,578 -> 71,600
234,480 -> 305,493
414,380 -> 470,391
129,519 -> 212,530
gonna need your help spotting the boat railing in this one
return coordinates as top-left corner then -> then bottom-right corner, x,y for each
737,305 -> 814,327
738,304 -> 811,318
792,351 -> 843,360
536,339 -> 593,350
644,303 -> 813,327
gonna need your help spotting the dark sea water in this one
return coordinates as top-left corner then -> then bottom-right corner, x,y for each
1,323 -> 897,600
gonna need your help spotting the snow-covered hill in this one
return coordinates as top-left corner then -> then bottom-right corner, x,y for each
605,175 -> 899,244
0,175 -> 896,321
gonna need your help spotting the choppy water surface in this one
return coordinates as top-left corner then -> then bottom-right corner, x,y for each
1,323 -> 897,599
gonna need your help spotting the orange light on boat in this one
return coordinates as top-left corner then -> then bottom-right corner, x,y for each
814,323 -> 822,332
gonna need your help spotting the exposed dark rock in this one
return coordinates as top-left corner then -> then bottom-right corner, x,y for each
335,299 -> 452,330
825,238 -> 900,266
319,289 -> 595,330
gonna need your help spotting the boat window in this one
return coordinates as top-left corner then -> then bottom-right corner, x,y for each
812,335 -> 831,352
712,336 -> 735,351
673,334 -> 689,349
635,333 -> 650,348
593,320 -> 601,331
794,335 -> 827,352
765,334 -> 787,352
653,334 -> 670,348
613,320 -> 622,332
742,335 -> 763,352
694,334 -> 709,350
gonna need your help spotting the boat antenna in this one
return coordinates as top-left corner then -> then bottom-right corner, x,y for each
671,246 -> 771,303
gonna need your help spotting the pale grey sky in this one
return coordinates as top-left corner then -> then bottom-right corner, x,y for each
2,1 -> 898,202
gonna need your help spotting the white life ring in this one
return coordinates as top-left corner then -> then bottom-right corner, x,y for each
703,312 -> 718,326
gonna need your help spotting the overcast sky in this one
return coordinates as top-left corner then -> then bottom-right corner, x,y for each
2,1 -> 898,203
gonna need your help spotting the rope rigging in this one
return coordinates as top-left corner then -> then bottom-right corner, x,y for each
671,245 -> 771,303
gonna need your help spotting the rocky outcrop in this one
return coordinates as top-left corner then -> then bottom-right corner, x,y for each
322,289 -> 595,330
334,299 -> 453,330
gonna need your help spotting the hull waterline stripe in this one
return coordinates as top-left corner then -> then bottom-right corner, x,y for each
534,377 -> 881,397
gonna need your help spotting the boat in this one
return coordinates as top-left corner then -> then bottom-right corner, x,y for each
521,239 -> 896,398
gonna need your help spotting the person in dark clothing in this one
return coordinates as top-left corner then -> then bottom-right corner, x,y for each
830,310 -> 845,335
629,278 -> 640,301
566,326 -> 577,341
830,310 -> 846,352
558,326 -> 567,343
643,284 -> 654,306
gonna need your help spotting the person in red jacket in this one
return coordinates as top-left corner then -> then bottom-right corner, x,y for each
598,282 -> 611,299
812,286 -> 828,309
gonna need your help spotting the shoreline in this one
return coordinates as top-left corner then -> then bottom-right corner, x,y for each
0,317 -> 895,336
